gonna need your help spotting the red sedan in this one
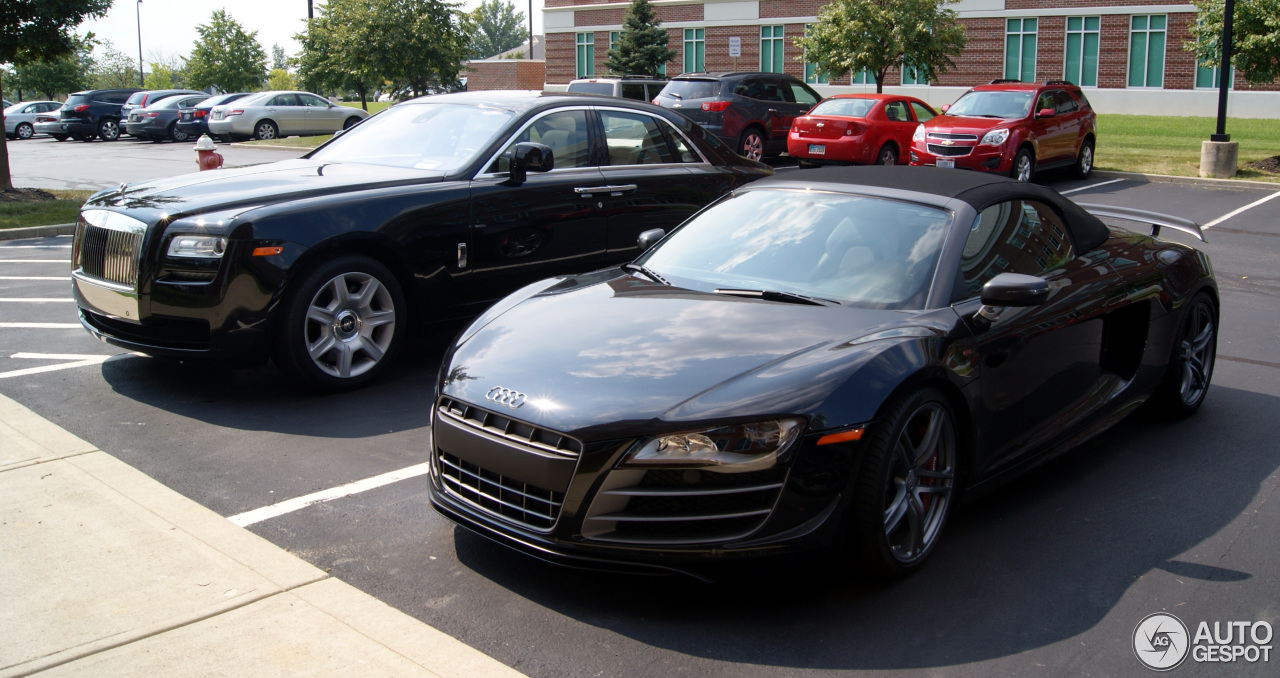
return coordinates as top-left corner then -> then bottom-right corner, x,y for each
788,94 -> 937,166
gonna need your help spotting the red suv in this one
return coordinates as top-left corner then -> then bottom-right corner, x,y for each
909,80 -> 1096,182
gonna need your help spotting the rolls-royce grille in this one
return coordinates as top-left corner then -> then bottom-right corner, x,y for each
76,222 -> 143,288
583,467 -> 787,544
927,144 -> 974,157
436,450 -> 564,531
438,396 -> 582,458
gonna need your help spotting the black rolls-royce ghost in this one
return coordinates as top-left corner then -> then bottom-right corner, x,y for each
429,166 -> 1217,579
71,91 -> 772,390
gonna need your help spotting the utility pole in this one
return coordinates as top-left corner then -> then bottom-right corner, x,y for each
136,0 -> 145,87
1211,0 -> 1234,141
308,0 -> 314,20
529,0 -> 534,57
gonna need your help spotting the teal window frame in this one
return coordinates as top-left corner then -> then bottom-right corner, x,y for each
851,68 -> 872,85
576,32 -> 595,78
1005,18 -> 1038,82
761,25 -> 785,73
1195,61 -> 1232,89
802,25 -> 828,84
901,64 -> 926,86
683,28 -> 705,73
1064,16 -> 1099,87
1128,15 -> 1166,88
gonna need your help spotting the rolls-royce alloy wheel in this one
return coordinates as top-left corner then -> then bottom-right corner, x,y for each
275,256 -> 405,391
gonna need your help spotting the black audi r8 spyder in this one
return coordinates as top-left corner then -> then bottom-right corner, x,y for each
70,91 -> 771,390
429,166 -> 1217,579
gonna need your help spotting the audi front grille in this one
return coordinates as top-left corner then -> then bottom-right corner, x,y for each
437,396 -> 582,458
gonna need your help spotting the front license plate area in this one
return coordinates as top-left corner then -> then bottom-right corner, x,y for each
808,144 -> 825,155
936,158 -> 955,169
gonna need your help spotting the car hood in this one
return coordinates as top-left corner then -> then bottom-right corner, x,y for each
925,115 -> 1013,135
85,159 -> 450,218
442,271 -> 922,440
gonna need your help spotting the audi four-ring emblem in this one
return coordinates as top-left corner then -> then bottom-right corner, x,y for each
486,386 -> 527,408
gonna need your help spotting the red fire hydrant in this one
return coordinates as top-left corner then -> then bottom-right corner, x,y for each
194,135 -> 224,171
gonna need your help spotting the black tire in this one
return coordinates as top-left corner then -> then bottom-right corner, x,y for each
52,134 -> 69,142
1149,292 -> 1217,419
273,255 -> 406,392
342,116 -> 361,130
876,143 -> 898,166
738,127 -> 765,162
797,159 -> 817,169
168,122 -> 190,143
1010,147 -> 1034,182
97,118 -> 121,141
253,120 -> 279,141
1073,138 -> 1095,179
15,123 -> 34,140
847,386 -> 960,578
75,133 -> 95,142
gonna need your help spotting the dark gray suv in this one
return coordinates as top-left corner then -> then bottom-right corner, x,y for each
653,72 -> 821,161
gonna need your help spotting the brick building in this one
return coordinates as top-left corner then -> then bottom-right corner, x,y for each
543,0 -> 1278,117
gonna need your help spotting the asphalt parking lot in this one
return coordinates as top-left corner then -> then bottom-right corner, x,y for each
3,138 -> 1279,676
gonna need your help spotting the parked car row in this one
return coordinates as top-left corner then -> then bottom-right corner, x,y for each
68,87 -> 1213,582
9,87 -> 367,144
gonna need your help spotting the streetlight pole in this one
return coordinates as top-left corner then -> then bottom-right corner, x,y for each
136,0 -> 145,87
529,0 -> 534,57
1211,0 -> 1234,141
308,0 -> 314,20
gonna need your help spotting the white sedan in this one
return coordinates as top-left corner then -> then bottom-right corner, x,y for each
207,90 -> 368,141
5,101 -> 63,140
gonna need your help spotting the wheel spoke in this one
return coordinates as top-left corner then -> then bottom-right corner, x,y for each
353,277 -> 381,312
915,468 -> 953,481
913,408 -> 944,467
308,334 -> 336,361
335,342 -> 354,378
905,494 -> 926,557
307,305 -> 335,325
916,484 -> 951,495
1190,322 -> 1214,353
362,309 -> 394,328
884,483 -> 908,533
356,336 -> 385,362
329,276 -> 351,307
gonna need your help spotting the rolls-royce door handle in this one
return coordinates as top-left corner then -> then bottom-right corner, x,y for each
574,185 -> 638,197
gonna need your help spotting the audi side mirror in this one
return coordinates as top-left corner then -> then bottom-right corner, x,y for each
1036,108 -> 1056,118
506,142 -> 554,186
981,273 -> 1049,307
637,228 -> 665,251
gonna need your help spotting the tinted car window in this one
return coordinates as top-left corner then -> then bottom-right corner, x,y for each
107,92 -> 133,104
621,84 -> 646,100
270,94 -> 300,106
125,92 -> 148,106
947,91 -> 1034,119
666,124 -> 701,162
1055,91 -> 1079,114
790,83 -> 819,105
883,100 -> 910,122
811,98 -> 875,118
659,79 -> 720,100
910,101 -> 935,122
311,102 -> 514,171
1035,91 -> 1057,114
300,93 -> 330,107
601,110 -> 675,165
639,189 -> 951,309
961,199 -> 1075,296
490,109 -> 592,171
64,95 -> 88,107
567,82 -> 612,95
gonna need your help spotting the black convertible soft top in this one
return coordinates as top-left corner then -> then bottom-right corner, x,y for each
758,166 -> 1112,252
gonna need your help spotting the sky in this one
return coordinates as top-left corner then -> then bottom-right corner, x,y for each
78,0 -> 545,66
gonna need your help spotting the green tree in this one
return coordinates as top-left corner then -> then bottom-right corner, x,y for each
14,46 -> 94,100
795,0 -> 968,93
0,0 -> 112,188
268,68 -> 296,90
381,0 -> 471,96
145,62 -> 175,89
1187,0 -> 1280,84
91,41 -> 141,89
272,43 -> 289,71
185,10 -> 269,93
468,0 -> 525,59
604,0 -> 676,75
296,0 -> 380,110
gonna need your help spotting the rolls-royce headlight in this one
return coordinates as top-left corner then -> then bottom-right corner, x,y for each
620,418 -> 804,473
167,235 -> 227,258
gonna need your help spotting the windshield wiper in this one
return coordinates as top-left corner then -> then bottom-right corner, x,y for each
621,263 -> 669,285
667,92 -> 682,100
713,288 -> 839,306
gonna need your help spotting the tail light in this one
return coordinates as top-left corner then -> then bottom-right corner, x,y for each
73,104 -> 90,112
194,110 -> 207,118
701,100 -> 731,112
847,123 -> 865,136
226,109 -> 244,116
143,112 -> 159,118
652,98 -> 660,105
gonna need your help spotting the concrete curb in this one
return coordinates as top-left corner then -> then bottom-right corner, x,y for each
1093,169 -> 1280,190
0,223 -> 76,241
0,393 -> 525,678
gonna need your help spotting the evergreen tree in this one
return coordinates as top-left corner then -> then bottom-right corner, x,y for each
604,0 -> 676,76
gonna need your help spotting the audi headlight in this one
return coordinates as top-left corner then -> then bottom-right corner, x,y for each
167,235 -> 227,258
980,128 -> 1010,146
620,418 -> 804,473
912,124 -> 926,143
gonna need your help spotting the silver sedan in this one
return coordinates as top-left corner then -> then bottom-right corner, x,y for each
5,101 -> 63,140
206,90 -> 369,141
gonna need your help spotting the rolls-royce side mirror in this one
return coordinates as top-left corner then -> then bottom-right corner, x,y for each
507,142 -> 555,186
637,228 -> 665,251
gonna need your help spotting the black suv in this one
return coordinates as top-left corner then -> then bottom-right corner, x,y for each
653,72 -> 821,161
58,88 -> 142,142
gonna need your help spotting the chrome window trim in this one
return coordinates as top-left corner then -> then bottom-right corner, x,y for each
593,105 -> 712,167
474,106 -> 597,179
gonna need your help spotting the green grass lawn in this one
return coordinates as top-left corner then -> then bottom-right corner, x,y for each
1096,114 -> 1280,182
0,190 -> 94,230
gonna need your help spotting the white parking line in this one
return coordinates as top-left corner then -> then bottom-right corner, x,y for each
1204,190 -> 1280,230
0,276 -> 70,281
0,298 -> 75,302
227,462 -> 433,527
0,323 -> 81,329
1060,178 -> 1125,195
0,260 -> 68,263
0,245 -> 72,249
0,353 -> 117,379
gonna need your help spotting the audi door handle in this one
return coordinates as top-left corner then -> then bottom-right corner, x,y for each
574,184 -> 638,196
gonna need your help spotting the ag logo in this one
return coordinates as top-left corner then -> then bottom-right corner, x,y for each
1134,613 -> 1190,671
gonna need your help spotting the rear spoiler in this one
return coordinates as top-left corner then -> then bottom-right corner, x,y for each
1077,203 -> 1205,242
